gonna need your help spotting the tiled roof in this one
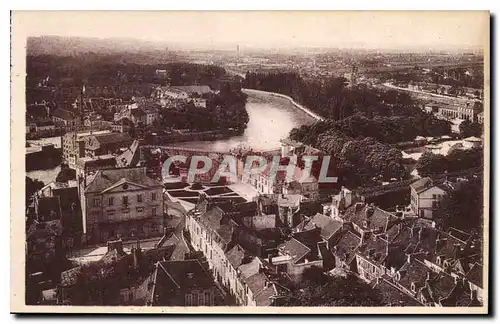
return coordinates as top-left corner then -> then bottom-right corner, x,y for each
441,282 -> 474,307
243,272 -> 274,303
466,263 -> 483,288
156,259 -> 216,290
410,177 -> 433,194
277,194 -> 302,208
398,258 -> 431,292
359,236 -> 388,265
333,230 -> 361,262
84,167 -> 163,193
429,273 -> 456,302
280,138 -> 304,148
277,237 -> 310,264
52,108 -> 76,121
345,204 -> 398,233
92,132 -> 132,147
295,213 -> 342,241
238,257 -> 262,279
375,278 -> 422,306
131,109 -> 147,117
226,244 -> 245,269
171,85 -> 212,95
254,284 -> 277,306
116,140 -> 140,168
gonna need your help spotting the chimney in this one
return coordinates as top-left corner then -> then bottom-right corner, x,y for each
406,254 -> 412,263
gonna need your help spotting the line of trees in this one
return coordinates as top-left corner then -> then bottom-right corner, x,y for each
415,147 -> 483,178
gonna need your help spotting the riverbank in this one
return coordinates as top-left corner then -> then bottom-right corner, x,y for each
243,88 -> 325,122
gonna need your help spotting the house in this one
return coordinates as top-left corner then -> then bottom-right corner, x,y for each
330,186 -> 356,220
141,104 -> 160,126
80,167 -> 164,244
34,180 -> 82,235
61,130 -> 112,169
82,132 -> 133,158
294,213 -> 343,249
185,197 -> 238,285
355,235 -> 389,282
116,140 -> 141,168
343,203 -> 399,238
52,108 -> 80,127
409,178 -> 447,219
270,234 -> 323,283
76,154 -> 117,180
331,230 -> 362,272
466,262 -> 483,303
26,220 -> 63,273
171,85 -> 212,96
150,259 -> 225,306
372,277 -> 422,306
59,235 -> 181,306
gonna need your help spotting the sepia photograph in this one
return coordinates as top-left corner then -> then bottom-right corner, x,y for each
10,10 -> 490,314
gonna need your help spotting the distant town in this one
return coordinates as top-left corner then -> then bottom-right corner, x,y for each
25,35 -> 484,308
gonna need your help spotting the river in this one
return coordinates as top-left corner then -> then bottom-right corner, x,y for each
26,90 -> 316,184
180,89 -> 317,152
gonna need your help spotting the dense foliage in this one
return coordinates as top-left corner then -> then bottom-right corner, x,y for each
281,267 -> 383,307
27,54 -> 249,133
435,176 -> 483,234
26,176 -> 44,205
244,71 -> 452,142
459,119 -> 483,138
415,147 -> 483,177
290,123 -> 409,187
158,85 -> 249,132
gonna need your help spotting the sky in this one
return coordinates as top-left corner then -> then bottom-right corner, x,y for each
13,11 -> 489,51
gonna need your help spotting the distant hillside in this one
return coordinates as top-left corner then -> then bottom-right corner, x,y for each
27,35 -> 170,56
27,36 -> 185,64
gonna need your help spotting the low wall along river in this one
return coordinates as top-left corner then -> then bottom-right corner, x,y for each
179,89 -> 320,152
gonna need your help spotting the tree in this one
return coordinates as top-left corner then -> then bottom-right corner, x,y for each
26,176 -> 44,205
459,119 -> 482,138
435,176 -> 483,233
415,151 -> 448,177
281,272 -> 383,307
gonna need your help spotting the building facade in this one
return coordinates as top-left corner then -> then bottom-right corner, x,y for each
80,167 -> 164,244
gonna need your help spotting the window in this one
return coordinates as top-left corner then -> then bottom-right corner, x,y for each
93,198 -> 100,207
432,194 -> 437,199
192,294 -> 199,306
108,197 -> 114,206
152,207 -> 156,216
432,201 -> 437,209
137,194 -> 143,203
152,192 -> 157,201
185,294 -> 192,306
198,293 -> 203,306
136,207 -> 144,212
204,292 -> 211,306
122,196 -> 128,206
